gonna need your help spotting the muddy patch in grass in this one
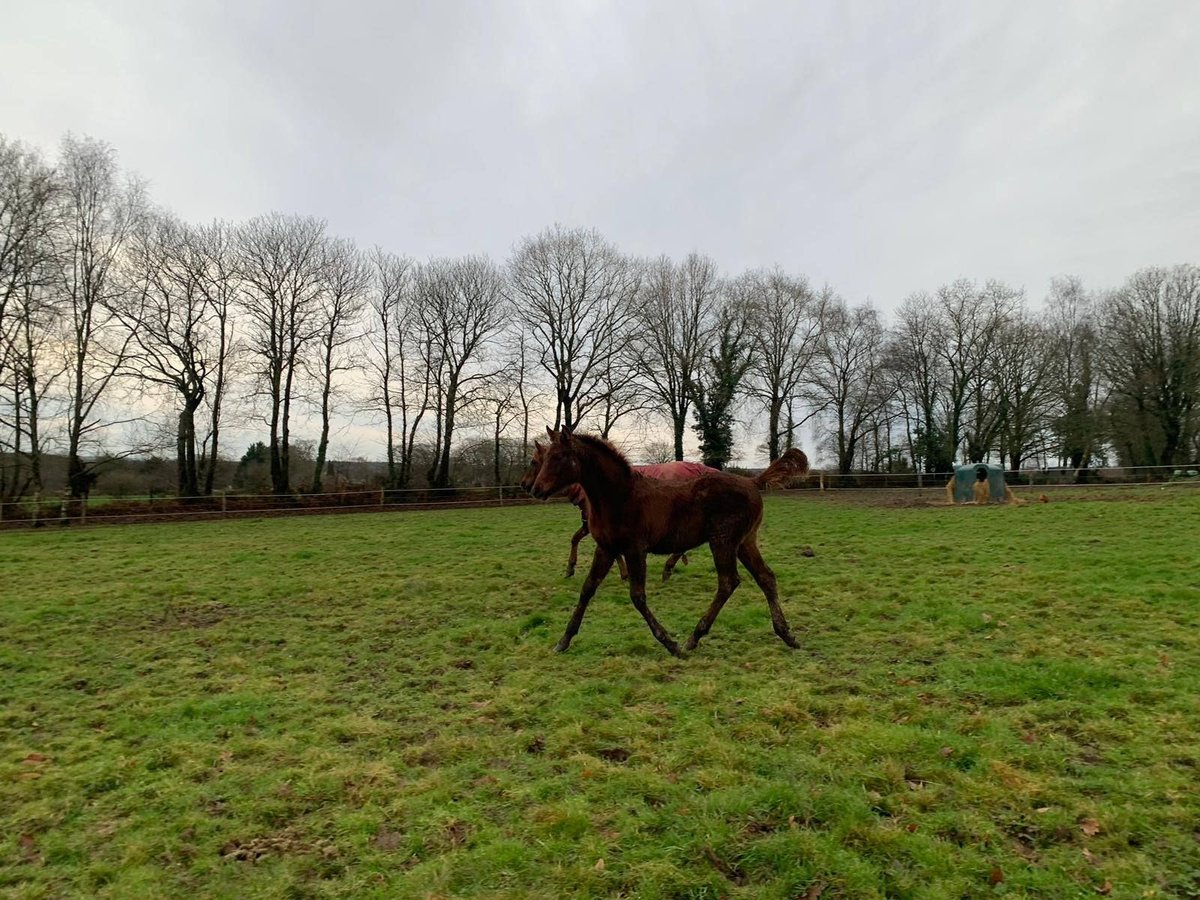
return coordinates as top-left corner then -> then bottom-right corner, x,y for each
220,827 -> 338,863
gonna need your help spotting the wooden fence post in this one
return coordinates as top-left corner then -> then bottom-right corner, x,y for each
80,497 -> 87,525
379,488 -> 385,508
220,491 -> 227,518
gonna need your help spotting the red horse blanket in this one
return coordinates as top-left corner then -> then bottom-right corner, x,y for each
562,460 -> 720,506
635,460 -> 720,481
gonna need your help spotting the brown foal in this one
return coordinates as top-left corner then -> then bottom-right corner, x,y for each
519,443 -> 688,581
528,427 -> 809,656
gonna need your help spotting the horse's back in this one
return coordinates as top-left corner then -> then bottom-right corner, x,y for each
637,472 -> 761,553
636,461 -> 720,481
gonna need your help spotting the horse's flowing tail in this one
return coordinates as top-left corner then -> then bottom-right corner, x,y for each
754,448 -> 810,490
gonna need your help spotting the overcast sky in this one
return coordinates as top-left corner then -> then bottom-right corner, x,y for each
5,0 -> 1198,312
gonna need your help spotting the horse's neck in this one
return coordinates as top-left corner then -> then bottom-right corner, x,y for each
575,444 -> 634,523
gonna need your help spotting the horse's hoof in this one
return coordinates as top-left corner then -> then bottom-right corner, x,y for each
667,642 -> 688,659
553,640 -> 571,653
779,633 -> 801,649
661,571 -> 672,582
684,636 -> 699,652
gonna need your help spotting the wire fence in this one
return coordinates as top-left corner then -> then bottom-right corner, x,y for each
1,464 -> 1196,529
795,464 -> 1200,492
0,484 -> 539,529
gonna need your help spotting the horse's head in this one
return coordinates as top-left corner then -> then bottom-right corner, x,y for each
529,426 -> 582,500
520,441 -> 546,494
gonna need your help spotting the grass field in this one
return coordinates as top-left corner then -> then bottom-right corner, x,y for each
2,491 -> 1199,898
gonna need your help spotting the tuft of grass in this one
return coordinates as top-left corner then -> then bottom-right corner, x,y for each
1,492 -> 1199,898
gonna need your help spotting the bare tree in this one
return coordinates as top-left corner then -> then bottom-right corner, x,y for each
1045,276 -> 1105,469
633,253 -> 718,458
56,135 -> 145,499
509,328 -> 542,462
362,248 -> 413,488
119,213 -> 222,496
481,375 -> 522,485
586,343 -> 647,439
236,213 -> 327,493
193,221 -> 239,494
810,300 -> 893,474
0,136 -> 60,499
508,225 -> 640,430
887,280 -> 1020,470
414,256 -> 507,488
3,277 -> 64,498
1100,265 -> 1200,466
746,268 -> 825,460
992,312 -> 1054,471
308,237 -> 369,491
939,279 -> 1022,464
887,293 -> 949,472
483,329 -> 544,483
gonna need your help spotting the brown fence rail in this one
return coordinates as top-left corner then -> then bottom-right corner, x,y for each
0,485 -> 538,529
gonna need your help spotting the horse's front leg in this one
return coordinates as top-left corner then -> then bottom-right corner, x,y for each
555,546 -> 614,653
625,552 -> 684,658
567,522 -> 588,577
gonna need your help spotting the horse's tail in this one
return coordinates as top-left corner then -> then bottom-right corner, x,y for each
754,448 -> 809,490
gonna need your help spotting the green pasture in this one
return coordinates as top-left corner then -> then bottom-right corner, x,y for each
1,491 -> 1198,898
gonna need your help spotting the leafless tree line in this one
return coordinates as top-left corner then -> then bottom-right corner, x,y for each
3,133 -> 1199,503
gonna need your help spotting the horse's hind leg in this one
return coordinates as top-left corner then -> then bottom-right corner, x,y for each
567,524 -> 588,577
625,553 -> 684,658
555,547 -> 615,652
738,537 -> 800,648
661,553 -> 684,581
685,543 -> 740,651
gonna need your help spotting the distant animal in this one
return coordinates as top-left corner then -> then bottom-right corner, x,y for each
527,427 -> 810,656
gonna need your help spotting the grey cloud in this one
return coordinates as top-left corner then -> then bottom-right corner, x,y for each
3,0 -> 1197,309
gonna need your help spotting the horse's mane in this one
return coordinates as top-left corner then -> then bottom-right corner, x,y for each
571,432 -> 634,477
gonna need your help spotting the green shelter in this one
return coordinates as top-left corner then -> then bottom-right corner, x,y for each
950,463 -> 1008,503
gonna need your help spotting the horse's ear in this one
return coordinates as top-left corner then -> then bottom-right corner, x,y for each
558,428 -> 572,446
545,425 -> 555,440
533,439 -> 543,451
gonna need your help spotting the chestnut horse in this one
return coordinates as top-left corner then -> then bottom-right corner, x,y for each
520,445 -> 715,580
528,427 -> 809,656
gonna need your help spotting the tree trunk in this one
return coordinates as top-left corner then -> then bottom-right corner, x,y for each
203,316 -> 229,496
493,409 -> 503,485
766,400 -> 782,462
434,380 -> 457,488
312,341 -> 335,492
176,399 -> 202,497
279,360 -> 295,494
